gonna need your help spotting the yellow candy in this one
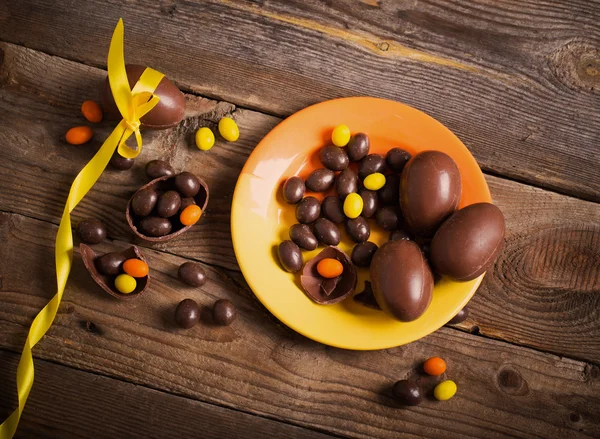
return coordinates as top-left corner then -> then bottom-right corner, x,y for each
195,127 -> 215,151
433,380 -> 457,401
343,193 -> 363,219
331,124 -> 351,147
114,274 -> 137,294
363,173 -> 386,191
218,117 -> 240,142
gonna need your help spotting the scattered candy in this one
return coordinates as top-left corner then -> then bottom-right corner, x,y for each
319,145 -> 349,171
175,299 -> 200,329
278,240 -> 303,273
306,168 -> 335,192
313,218 -> 341,246
196,127 -> 215,151
122,259 -> 149,278
213,299 -> 237,326
295,196 -> 321,224
423,357 -> 447,376
358,154 -> 386,179
343,193 -> 363,219
178,262 -> 207,287
81,100 -> 103,123
145,160 -> 175,180
447,306 -> 469,325
351,242 -> 378,267
316,258 -> 344,278
180,204 -> 202,226
77,219 -> 107,245
335,168 -> 359,199
174,172 -> 201,197
386,148 -> 411,173
157,191 -> 182,218
392,380 -> 422,406
114,273 -> 137,294
283,177 -> 306,204
131,188 -> 158,217
346,133 -> 369,161
331,124 -> 351,147
363,173 -> 386,191
433,380 -> 457,401
65,126 -> 93,145
346,217 -> 370,243
218,117 -> 239,142
110,152 -> 134,170
289,224 -> 318,251
95,252 -> 126,276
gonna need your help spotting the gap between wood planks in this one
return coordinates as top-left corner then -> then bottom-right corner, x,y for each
0,37 -> 597,206
1,205 -> 596,372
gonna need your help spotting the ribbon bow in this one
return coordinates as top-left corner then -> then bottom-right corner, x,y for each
0,19 -> 164,439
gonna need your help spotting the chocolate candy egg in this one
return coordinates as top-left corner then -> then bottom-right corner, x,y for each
175,299 -> 200,329
157,190 -> 181,218
336,168 -> 358,199
319,145 -> 349,171
358,154 -> 386,179
95,252 -> 126,276
351,241 -> 378,267
376,206 -> 401,231
289,224 -> 318,250
139,217 -> 172,237
430,202 -> 505,281
77,219 -> 107,245
346,133 -> 370,162
345,217 -> 370,243
283,177 -> 305,204
370,240 -> 433,322
400,151 -> 461,237
321,196 -> 345,224
178,262 -> 207,287
145,160 -> 175,180
131,188 -> 158,217
306,168 -> 335,192
110,152 -> 134,170
313,218 -> 341,246
175,172 -> 201,197
213,299 -> 237,326
359,189 -> 379,218
278,240 -> 303,273
295,196 -> 321,224
447,306 -> 469,324
386,148 -> 411,173
389,229 -> 411,241
101,64 -> 185,129
378,174 -> 400,206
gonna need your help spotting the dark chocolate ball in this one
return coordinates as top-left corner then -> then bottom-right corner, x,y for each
157,190 -> 182,218
145,159 -> 175,180
175,299 -> 200,329
131,188 -> 158,217
351,242 -> 378,267
178,262 -> 207,287
77,219 -> 107,244
448,306 -> 469,325
95,252 -> 126,276
392,380 -> 423,406
212,299 -> 237,326
110,152 -> 135,170
174,172 -> 200,197
386,148 -> 411,173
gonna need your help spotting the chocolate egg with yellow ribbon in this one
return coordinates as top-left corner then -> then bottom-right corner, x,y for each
101,64 -> 186,129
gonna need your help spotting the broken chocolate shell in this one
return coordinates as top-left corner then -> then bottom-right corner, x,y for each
300,247 -> 357,305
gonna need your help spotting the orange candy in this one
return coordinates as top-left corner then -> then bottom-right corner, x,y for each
423,357 -> 447,376
122,259 -> 149,278
180,204 -> 202,226
65,126 -> 93,145
81,100 -> 103,123
316,258 -> 344,278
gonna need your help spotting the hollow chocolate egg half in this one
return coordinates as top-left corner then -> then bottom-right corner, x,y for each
300,247 -> 357,305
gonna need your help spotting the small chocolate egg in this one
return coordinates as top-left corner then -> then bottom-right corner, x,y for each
376,206 -> 402,231
145,160 -> 175,180
157,190 -> 182,218
430,202 -> 505,281
378,174 -> 400,206
335,168 -> 358,199
213,299 -> 237,326
370,240 -> 433,322
386,148 -> 411,173
389,229 -> 411,241
295,196 -> 321,224
351,241 -> 378,267
321,196 -> 345,224
306,168 -> 335,192
358,154 -> 386,179
139,217 -> 172,237
346,133 -> 370,162
131,188 -> 158,217
289,224 -> 318,250
175,299 -> 200,329
319,145 -> 349,171
101,64 -> 185,129
313,218 -> 341,246
77,219 -> 107,245
179,197 -> 196,212
345,217 -> 370,243
109,152 -> 134,170
400,151 -> 461,237
278,240 -> 303,273
359,189 -> 379,218
95,252 -> 126,276
174,172 -> 201,197
392,380 -> 423,406
178,262 -> 207,287
447,306 -> 470,325
283,177 -> 305,204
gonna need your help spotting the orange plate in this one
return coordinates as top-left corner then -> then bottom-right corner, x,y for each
232,97 -> 490,350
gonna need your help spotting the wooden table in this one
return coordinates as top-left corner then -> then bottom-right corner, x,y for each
1,1 -> 599,438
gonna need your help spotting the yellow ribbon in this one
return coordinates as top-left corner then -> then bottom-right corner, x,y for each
0,19 -> 164,439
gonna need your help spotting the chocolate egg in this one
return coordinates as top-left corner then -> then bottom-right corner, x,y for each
300,247 -> 357,304
359,189 -> 379,218
351,242 -> 378,267
306,169 -> 335,192
386,148 -> 411,173
430,202 -> 505,281
400,151 -> 461,237
131,188 -> 158,217
358,154 -> 386,179
319,145 -> 349,171
376,206 -> 402,231
101,64 -> 185,129
336,168 -> 358,199
278,240 -> 303,273
157,190 -> 181,218
378,174 -> 400,206
346,133 -> 370,162
296,196 -> 321,224
313,218 -> 341,246
345,217 -> 370,243
370,240 -> 433,322
283,177 -> 305,204
321,196 -> 345,224
289,224 -> 318,250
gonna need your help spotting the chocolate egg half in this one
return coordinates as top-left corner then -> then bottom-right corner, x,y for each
300,247 -> 357,305
400,151 -> 461,237
370,240 -> 433,322
101,64 -> 186,129
430,202 -> 505,281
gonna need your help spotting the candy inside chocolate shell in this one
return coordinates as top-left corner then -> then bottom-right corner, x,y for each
80,244 -> 149,300
300,247 -> 357,305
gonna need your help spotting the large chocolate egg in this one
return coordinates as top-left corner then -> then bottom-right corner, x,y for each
370,240 -> 433,322
430,202 -> 505,281
101,64 -> 186,129
400,151 -> 461,237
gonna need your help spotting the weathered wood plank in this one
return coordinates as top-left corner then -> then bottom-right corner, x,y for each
0,350 -> 338,439
0,0 -> 598,200
0,211 -> 599,439
0,42 -> 598,363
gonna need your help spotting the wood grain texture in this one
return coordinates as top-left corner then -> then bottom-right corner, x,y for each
0,211 -> 599,439
0,350 -> 337,439
0,42 -> 598,363
0,0 -> 599,200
